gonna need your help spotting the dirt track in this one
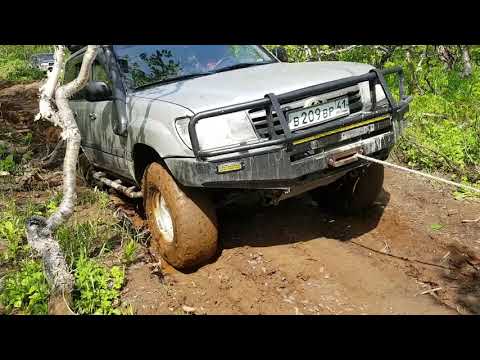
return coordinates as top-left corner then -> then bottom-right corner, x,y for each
122,169 -> 480,315
2,81 -> 480,315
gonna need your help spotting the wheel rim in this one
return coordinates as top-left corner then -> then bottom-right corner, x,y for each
153,192 -> 174,243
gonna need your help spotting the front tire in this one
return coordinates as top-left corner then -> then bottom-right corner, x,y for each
142,162 -> 218,270
310,163 -> 384,214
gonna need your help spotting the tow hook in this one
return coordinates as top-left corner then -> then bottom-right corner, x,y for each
327,147 -> 364,168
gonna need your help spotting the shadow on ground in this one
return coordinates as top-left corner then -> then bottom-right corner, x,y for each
218,188 -> 391,250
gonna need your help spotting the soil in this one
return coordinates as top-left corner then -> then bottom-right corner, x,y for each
2,81 -> 480,315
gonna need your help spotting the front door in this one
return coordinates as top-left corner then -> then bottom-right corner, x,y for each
84,59 -> 130,179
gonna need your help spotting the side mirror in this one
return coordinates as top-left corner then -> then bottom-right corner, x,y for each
85,81 -> 113,102
272,46 -> 289,62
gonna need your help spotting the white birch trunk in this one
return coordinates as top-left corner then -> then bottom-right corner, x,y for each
27,45 -> 98,314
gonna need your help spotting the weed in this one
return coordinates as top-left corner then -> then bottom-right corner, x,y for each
0,217 -> 25,262
0,154 -> 16,173
430,223 -> 444,231
73,255 -> 125,315
122,239 -> 138,264
42,192 -> 63,216
78,187 -> 110,209
56,221 -> 99,268
0,259 -> 49,315
0,199 -> 28,262
21,132 -> 33,145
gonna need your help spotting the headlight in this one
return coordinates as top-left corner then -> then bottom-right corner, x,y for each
175,117 -> 193,148
175,112 -> 258,151
375,84 -> 387,104
359,81 -> 388,110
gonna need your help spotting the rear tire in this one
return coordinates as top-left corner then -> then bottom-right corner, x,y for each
310,163 -> 384,214
142,162 -> 218,270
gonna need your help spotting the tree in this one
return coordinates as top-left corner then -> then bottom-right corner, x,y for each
27,45 -> 98,314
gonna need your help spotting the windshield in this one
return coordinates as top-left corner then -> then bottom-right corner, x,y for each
113,45 -> 276,89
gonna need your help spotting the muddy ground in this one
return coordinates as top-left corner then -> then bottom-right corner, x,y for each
1,81 -> 480,315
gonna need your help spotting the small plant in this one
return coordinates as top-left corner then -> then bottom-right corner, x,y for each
73,255 -> 125,315
430,223 -> 444,231
0,217 -> 25,262
0,259 -> 50,315
0,154 -> 16,173
122,239 -> 138,264
45,192 -> 63,216
0,200 -> 28,262
22,132 -> 33,145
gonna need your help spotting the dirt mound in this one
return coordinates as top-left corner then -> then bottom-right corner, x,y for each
0,81 -> 61,150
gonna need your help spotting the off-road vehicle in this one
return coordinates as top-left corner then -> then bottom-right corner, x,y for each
66,45 -> 412,270
31,53 -> 55,73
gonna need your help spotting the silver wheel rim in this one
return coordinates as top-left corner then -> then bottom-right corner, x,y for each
153,193 -> 174,243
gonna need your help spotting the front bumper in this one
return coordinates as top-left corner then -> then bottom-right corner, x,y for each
167,67 -> 412,189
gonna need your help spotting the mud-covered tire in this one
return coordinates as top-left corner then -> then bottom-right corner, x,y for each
142,162 -> 218,270
310,163 -> 384,214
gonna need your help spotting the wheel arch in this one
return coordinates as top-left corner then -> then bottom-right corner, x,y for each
132,143 -> 168,185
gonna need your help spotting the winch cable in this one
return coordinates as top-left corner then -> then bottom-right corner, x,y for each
355,153 -> 480,194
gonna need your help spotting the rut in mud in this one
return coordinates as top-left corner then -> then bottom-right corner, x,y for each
1,81 -> 480,315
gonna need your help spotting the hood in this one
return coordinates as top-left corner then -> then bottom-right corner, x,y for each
132,61 -> 374,114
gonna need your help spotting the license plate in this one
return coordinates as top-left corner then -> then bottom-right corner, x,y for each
287,97 -> 350,131
340,124 -> 375,141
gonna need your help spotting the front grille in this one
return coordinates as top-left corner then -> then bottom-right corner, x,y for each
249,89 -> 362,140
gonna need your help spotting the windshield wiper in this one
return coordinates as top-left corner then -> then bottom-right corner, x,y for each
211,61 -> 274,74
134,72 -> 212,90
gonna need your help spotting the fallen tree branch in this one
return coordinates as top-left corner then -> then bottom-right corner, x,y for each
26,45 -> 99,314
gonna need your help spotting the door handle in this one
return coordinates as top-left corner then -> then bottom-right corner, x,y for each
89,113 -> 97,121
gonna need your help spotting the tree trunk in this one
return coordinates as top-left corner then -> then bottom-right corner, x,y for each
460,45 -> 472,77
27,45 -> 99,314
437,45 -> 455,71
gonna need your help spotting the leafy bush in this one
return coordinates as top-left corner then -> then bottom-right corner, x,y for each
73,255 -> 125,315
0,259 -> 49,315
0,45 -> 54,82
0,154 -> 16,173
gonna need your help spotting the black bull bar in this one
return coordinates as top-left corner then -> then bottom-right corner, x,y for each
188,67 -> 413,160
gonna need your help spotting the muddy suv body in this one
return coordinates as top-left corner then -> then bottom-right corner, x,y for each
66,45 -> 412,269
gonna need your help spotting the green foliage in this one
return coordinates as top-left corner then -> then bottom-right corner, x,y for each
0,259 -> 49,315
0,154 -> 16,173
122,239 -> 138,264
56,221 -> 101,268
73,255 -> 125,315
45,192 -> 62,216
430,223 -> 444,231
22,132 -> 33,145
0,199 -> 28,262
0,45 -> 54,81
